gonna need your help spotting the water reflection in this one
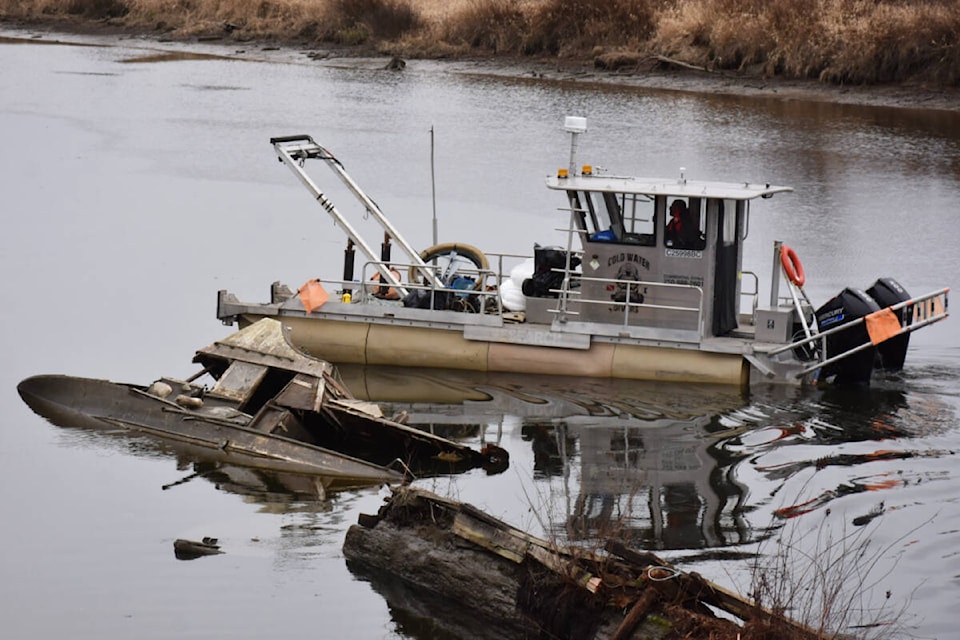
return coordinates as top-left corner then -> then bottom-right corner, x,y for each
348,561 -> 509,640
340,365 -> 956,558
720,382 -> 957,534
561,418 -> 749,550
29,356 -> 955,563
335,366 -> 958,640
36,412 -> 367,509
343,366 -> 756,550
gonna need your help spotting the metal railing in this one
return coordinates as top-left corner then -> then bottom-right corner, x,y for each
740,270 -> 759,320
545,271 -> 703,330
347,258 -> 705,332
352,259 -> 504,315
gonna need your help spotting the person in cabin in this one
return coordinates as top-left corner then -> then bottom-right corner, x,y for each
666,199 -> 705,249
665,199 -> 688,247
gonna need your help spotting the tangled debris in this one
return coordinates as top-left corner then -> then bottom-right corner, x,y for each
343,487 -> 822,640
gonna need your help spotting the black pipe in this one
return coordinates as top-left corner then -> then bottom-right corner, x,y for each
343,239 -> 356,296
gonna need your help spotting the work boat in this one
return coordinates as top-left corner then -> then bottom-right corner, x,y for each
217,117 -> 949,387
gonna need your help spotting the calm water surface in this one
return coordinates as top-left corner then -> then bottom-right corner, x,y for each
2,29 -> 959,639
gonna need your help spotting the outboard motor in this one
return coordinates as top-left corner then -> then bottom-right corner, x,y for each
814,288 -> 881,385
522,244 -> 580,298
865,277 -> 911,371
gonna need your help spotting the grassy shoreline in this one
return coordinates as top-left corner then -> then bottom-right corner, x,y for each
3,0 -> 959,88
4,0 -> 960,114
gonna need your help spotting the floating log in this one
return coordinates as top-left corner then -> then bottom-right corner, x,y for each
173,537 -> 223,560
344,487 -> 822,639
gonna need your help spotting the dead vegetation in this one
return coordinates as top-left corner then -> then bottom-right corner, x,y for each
3,0 -> 959,85
742,504 -> 924,640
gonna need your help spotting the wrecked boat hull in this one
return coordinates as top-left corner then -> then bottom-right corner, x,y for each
17,374 -> 404,483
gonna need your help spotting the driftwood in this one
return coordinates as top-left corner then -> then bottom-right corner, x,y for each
173,537 -> 223,560
344,487 -> 823,640
652,55 -> 714,73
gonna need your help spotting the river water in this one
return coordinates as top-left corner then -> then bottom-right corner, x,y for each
2,29 -> 959,639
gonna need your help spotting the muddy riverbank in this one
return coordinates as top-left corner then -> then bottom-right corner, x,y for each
4,17 -> 960,114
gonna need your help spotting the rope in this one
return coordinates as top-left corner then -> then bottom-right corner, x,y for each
646,565 -> 682,581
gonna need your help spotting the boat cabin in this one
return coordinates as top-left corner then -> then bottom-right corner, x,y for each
546,173 -> 791,340
542,121 -> 791,342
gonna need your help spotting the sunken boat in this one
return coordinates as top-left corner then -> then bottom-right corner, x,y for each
18,319 -> 507,483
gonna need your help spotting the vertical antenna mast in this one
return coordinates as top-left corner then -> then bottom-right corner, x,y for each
564,116 -> 587,176
430,125 -> 438,246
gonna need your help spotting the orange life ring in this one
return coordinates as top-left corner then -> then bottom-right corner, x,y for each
780,245 -> 806,287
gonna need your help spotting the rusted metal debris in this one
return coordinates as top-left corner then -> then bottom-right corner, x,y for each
344,487 -> 823,640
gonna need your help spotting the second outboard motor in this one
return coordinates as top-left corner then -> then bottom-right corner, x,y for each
865,277 -> 911,371
814,288 -> 881,386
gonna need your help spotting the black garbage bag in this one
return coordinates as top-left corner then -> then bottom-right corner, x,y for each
522,244 -> 581,298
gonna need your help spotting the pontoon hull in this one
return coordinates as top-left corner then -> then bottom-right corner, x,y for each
265,314 -> 750,386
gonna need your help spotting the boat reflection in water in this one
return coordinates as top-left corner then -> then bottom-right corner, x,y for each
30,406 -> 381,507
338,364 -> 938,555
340,364 -> 754,550
562,418 -> 744,550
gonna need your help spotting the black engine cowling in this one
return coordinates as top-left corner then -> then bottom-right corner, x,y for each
814,288 -> 880,386
865,277 -> 911,372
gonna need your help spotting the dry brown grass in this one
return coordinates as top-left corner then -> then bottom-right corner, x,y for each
2,0 -> 958,85
437,0 -> 529,54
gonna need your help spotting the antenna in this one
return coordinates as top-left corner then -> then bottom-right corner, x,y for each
430,125 -> 438,246
564,116 -> 587,176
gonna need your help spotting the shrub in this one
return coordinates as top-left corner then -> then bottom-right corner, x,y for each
525,0 -> 656,56
67,0 -> 130,19
442,0 -> 529,53
329,0 -> 422,41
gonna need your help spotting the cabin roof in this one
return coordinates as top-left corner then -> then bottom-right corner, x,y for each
546,174 -> 793,200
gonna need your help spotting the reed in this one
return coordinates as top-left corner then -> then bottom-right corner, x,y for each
743,498 -> 926,639
2,0 -> 958,85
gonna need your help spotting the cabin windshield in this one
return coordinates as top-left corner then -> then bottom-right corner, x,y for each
571,190 -> 656,246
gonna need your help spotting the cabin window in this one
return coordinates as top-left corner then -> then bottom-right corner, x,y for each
664,197 -> 706,250
588,191 -> 613,233
584,191 -> 655,246
617,193 -> 656,245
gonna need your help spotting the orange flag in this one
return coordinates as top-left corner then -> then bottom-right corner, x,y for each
298,279 -> 329,313
864,307 -> 901,345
